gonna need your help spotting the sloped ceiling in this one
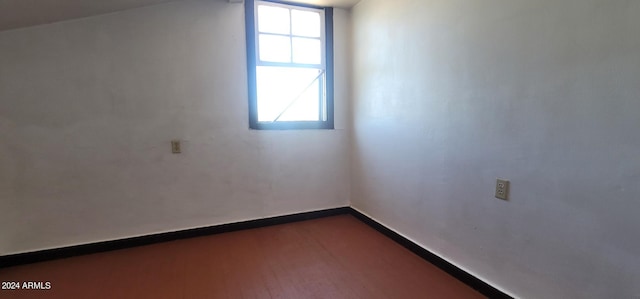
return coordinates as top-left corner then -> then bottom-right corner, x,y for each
0,0 -> 360,32
0,0 -> 180,32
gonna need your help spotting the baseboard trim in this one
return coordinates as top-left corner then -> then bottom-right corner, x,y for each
348,207 -> 513,299
0,207 -> 351,269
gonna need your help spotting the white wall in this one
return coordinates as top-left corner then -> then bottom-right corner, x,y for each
0,0 -> 351,255
351,0 -> 640,298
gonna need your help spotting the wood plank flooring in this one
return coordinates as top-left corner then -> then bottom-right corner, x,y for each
0,215 -> 485,298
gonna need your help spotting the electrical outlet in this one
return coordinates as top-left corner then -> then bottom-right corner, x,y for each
171,140 -> 181,154
495,179 -> 509,200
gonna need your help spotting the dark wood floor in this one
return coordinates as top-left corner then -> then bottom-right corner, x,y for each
0,215 -> 484,298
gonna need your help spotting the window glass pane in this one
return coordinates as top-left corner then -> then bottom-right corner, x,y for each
259,34 -> 291,63
256,66 -> 323,122
292,37 -> 321,65
277,79 -> 320,121
257,5 -> 290,34
292,10 -> 321,37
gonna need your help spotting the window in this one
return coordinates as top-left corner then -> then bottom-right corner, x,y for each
245,0 -> 334,130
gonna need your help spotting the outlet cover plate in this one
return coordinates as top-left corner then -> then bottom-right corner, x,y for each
171,140 -> 181,154
495,179 -> 509,200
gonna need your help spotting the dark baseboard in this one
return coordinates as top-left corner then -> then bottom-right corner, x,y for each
0,207 -> 351,269
348,208 -> 513,299
1,205 -> 510,298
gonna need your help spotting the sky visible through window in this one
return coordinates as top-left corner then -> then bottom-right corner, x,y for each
256,4 -> 324,122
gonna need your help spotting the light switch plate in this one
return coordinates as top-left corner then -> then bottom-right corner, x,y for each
495,179 -> 509,200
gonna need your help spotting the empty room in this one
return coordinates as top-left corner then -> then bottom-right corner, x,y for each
1,0 -> 638,298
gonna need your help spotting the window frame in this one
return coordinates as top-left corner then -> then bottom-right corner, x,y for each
245,0 -> 334,130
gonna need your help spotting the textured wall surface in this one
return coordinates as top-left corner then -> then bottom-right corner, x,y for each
351,0 -> 640,298
0,0 -> 351,255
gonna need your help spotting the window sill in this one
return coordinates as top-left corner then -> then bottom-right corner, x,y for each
250,121 -> 334,130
